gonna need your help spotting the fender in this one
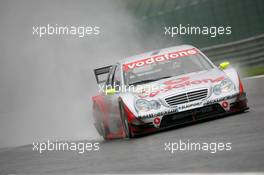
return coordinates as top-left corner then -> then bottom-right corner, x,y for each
119,94 -> 138,117
222,66 -> 240,93
118,97 -> 136,122
92,94 -> 109,122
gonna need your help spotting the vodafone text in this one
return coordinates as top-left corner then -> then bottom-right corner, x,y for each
123,48 -> 197,71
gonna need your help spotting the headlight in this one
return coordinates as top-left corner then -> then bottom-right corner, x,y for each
221,79 -> 234,93
213,79 -> 234,95
149,100 -> 161,110
135,99 -> 151,112
135,99 -> 161,112
213,84 -> 222,95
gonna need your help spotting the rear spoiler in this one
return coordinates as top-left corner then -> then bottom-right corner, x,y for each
93,65 -> 112,84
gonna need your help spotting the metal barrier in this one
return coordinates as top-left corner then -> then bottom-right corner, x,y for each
201,34 -> 264,67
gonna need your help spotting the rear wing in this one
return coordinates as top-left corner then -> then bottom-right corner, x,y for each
93,65 -> 112,84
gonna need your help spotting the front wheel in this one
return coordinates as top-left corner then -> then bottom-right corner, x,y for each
119,102 -> 133,138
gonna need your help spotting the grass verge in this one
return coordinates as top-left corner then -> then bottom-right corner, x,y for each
242,65 -> 264,77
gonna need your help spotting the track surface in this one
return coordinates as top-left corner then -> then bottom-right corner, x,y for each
1,77 -> 264,174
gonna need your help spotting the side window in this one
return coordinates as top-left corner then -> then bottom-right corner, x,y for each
106,65 -> 115,87
113,65 -> 121,87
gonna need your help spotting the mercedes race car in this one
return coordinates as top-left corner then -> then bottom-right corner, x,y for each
92,45 -> 249,139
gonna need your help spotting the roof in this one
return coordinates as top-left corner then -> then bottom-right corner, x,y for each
118,44 -> 196,65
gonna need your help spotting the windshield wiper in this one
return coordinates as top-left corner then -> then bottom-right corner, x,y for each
129,76 -> 172,86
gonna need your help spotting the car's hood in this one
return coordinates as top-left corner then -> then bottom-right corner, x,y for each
133,68 -> 227,99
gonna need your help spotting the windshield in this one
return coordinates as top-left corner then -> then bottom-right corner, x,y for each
123,52 -> 213,86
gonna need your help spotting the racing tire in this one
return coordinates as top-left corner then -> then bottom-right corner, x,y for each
119,102 -> 134,138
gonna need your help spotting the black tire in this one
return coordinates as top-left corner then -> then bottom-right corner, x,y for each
99,121 -> 108,140
119,102 -> 133,138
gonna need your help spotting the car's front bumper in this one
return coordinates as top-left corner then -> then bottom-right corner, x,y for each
130,93 -> 249,136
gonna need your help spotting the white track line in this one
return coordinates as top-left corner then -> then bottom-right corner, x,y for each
244,74 -> 264,80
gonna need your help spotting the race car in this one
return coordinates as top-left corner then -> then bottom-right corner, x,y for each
92,45 -> 249,139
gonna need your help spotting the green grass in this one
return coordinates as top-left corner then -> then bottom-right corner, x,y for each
242,65 -> 264,77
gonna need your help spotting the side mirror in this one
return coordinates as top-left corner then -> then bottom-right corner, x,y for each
105,88 -> 116,95
219,61 -> 230,70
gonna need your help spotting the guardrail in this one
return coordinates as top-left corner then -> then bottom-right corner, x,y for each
201,34 -> 264,68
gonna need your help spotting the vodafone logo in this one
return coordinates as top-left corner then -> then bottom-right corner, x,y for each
123,48 -> 198,71
146,76 -> 225,97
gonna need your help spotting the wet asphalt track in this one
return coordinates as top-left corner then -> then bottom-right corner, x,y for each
0,77 -> 264,174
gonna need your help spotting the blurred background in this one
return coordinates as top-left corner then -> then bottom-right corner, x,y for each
125,0 -> 264,76
127,0 -> 264,46
0,0 -> 263,148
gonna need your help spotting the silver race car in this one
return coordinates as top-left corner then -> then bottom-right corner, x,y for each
92,45 -> 249,139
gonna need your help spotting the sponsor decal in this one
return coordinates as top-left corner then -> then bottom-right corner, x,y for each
153,117 -> 161,127
221,101 -> 230,111
153,117 -> 162,128
123,48 -> 198,71
154,117 -> 161,124
140,76 -> 225,97
177,102 -> 202,111
138,108 -> 178,119
222,101 -> 229,108
204,93 -> 238,105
